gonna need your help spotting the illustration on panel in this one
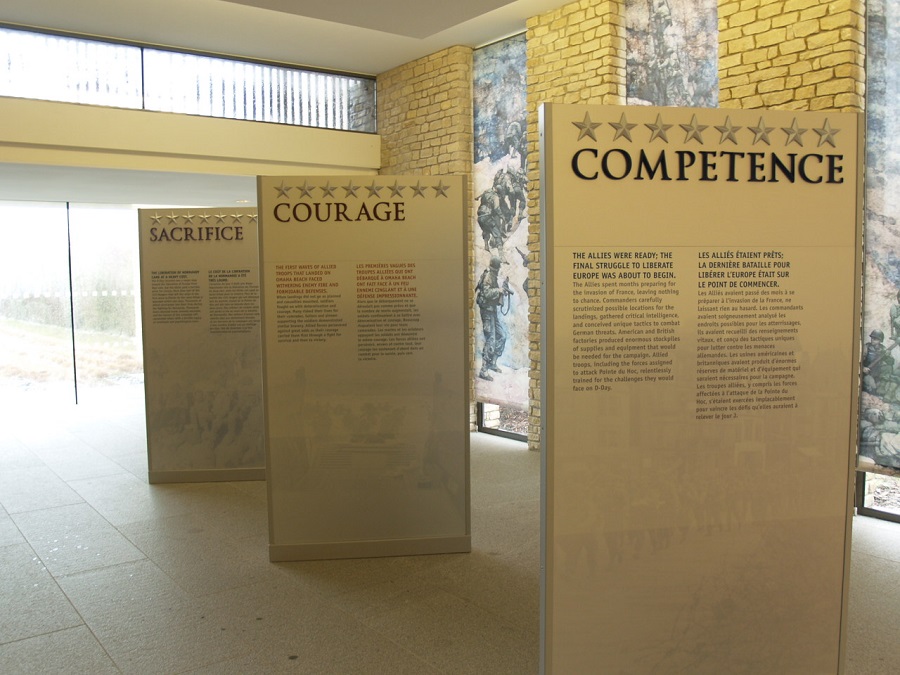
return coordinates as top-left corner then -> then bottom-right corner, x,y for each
860,0 -> 900,474
625,0 -> 718,108
473,34 -> 529,410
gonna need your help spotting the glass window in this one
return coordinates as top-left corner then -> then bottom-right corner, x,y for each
142,49 -> 376,132
68,204 -> 143,401
0,26 -> 376,132
0,202 -> 74,404
0,26 -> 143,107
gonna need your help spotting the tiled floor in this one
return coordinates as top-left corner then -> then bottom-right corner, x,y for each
0,384 -> 897,673
0,386 -> 538,674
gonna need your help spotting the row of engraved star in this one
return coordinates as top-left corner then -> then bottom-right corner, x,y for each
149,213 -> 257,225
273,180 -> 451,199
574,112 -> 841,148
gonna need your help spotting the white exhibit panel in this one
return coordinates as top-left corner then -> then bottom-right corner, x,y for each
540,104 -> 862,673
258,175 -> 470,562
138,208 -> 265,483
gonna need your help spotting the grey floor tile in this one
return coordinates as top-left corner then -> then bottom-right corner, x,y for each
0,625 -> 119,674
0,509 -> 25,548
361,585 -> 538,674
6,388 -> 900,675
0,439 -> 42,471
121,516 -> 276,597
30,440 -> 128,482
0,465 -> 84,514
13,502 -> 146,577
0,543 -> 83,645
66,473 -> 209,527
58,559 -> 249,673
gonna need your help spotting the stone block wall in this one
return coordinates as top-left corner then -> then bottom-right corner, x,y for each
719,0 -> 866,112
376,0 -> 866,448
376,46 -> 478,427
525,0 -> 628,450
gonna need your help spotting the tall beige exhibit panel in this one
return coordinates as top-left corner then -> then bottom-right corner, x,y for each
258,175 -> 470,562
138,208 -> 265,484
540,104 -> 862,673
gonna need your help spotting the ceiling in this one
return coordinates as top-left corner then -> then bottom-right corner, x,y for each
0,0 -> 560,206
0,0 -> 561,76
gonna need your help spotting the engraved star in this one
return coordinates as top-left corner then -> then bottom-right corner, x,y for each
182,213 -> 195,225
433,180 -> 450,198
814,118 -> 840,148
680,114 -> 707,144
197,213 -> 211,224
645,114 -> 672,143
231,214 -> 243,224
749,117 -> 773,145
411,181 -> 427,198
365,182 -> 382,198
296,181 -> 315,199
782,118 -> 807,147
609,113 -> 637,142
274,181 -> 292,198
320,182 -> 337,198
714,116 -> 742,145
166,213 -> 179,225
388,181 -> 405,197
215,213 -> 228,224
573,112 -> 602,141
342,181 -> 360,198
150,213 -> 163,225
248,214 -> 258,224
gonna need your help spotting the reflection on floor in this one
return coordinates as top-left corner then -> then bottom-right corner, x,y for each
0,385 -> 895,673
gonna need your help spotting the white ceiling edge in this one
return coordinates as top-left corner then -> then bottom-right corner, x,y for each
0,0 -> 561,76
0,164 -> 258,207
0,0 -> 561,206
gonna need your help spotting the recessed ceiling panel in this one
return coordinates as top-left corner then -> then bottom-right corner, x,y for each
217,0 -> 516,38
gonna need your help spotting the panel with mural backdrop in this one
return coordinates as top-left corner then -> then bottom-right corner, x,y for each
626,0 -> 718,107
138,208 -> 265,483
541,103 -> 861,673
860,0 -> 900,475
257,175 -> 470,562
473,35 -> 529,411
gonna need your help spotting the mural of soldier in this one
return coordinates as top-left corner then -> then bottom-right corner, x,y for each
862,328 -> 897,398
473,35 -> 530,410
625,0 -> 717,108
475,256 -> 513,381
476,186 -> 505,253
861,1 -> 900,474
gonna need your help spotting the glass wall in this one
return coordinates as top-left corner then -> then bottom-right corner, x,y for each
0,26 -> 376,133
69,205 -> 143,401
0,201 -> 145,404
0,202 -> 74,404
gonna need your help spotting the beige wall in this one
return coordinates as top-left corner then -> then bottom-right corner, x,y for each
517,0 -> 865,451
719,0 -> 865,112
525,0 -> 628,450
377,46 -> 478,427
0,96 -> 380,177
336,0 -> 866,449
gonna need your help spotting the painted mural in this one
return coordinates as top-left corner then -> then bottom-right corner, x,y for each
860,0 -> 900,474
625,0 -> 718,107
473,35 -> 530,411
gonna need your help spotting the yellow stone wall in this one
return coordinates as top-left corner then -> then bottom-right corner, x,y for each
376,46 -> 478,427
377,45 -> 475,176
525,0 -> 628,450
375,0 -> 866,448
719,0 -> 865,112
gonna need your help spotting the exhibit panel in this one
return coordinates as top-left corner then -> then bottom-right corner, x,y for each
540,104 -> 862,673
138,208 -> 265,483
258,175 -> 470,562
